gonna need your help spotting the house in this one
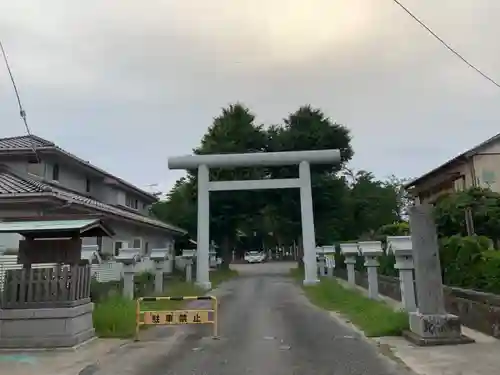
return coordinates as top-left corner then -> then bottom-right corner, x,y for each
0,134 -> 186,255
404,133 -> 500,204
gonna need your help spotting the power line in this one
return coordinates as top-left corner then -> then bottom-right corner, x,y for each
0,40 -> 39,161
391,0 -> 500,89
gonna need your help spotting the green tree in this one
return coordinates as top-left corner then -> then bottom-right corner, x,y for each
346,170 -> 400,239
384,175 -> 414,220
264,106 -> 354,265
194,103 -> 269,268
152,104 -> 406,270
434,187 -> 500,243
151,176 -> 197,236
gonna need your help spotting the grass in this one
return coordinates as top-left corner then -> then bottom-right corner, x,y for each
210,268 -> 238,288
290,268 -> 409,337
93,279 -> 205,338
93,268 -> 238,338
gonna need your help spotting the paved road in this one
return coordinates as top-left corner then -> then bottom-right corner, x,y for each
132,262 -> 411,375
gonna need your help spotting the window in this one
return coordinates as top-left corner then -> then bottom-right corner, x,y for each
453,175 -> 466,191
27,159 -> 43,176
114,241 -> 125,256
52,163 -> 60,181
125,194 -> 139,209
132,238 -> 142,249
85,177 -> 91,193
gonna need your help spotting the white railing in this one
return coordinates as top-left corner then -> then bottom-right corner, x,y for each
0,256 -> 60,291
0,255 -> 176,291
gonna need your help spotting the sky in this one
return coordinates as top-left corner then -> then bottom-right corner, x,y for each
0,0 -> 499,195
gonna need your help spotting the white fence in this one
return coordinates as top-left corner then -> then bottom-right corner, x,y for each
0,255 -> 185,291
0,256 -> 59,292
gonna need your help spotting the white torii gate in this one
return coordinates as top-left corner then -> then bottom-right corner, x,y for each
168,149 -> 340,289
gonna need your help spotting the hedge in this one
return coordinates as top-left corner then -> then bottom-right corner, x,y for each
440,235 -> 500,294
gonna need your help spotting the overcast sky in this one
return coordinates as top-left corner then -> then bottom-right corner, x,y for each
1,1 -> 499,194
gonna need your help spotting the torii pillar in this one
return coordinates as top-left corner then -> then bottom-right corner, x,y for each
168,149 -> 341,289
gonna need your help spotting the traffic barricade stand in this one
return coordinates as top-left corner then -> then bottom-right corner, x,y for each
135,295 -> 218,341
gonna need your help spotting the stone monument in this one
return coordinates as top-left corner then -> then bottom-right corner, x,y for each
405,204 -> 473,345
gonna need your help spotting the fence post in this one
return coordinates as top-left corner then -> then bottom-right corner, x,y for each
387,236 -> 417,312
340,243 -> 359,286
358,241 -> 383,300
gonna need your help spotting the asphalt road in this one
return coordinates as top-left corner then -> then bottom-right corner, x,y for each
134,262 -> 411,375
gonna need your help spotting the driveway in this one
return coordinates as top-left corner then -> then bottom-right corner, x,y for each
112,262 -> 412,375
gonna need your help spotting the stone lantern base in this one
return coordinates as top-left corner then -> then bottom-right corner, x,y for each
404,312 -> 474,346
0,303 -> 95,349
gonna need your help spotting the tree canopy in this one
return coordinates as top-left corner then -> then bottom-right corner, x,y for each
152,103 -> 409,266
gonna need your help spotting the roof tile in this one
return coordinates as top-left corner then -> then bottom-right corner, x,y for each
0,134 -> 157,201
0,170 -> 186,234
0,171 -> 49,194
0,135 -> 54,149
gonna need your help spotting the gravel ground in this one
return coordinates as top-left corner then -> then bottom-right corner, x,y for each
133,263 -> 413,375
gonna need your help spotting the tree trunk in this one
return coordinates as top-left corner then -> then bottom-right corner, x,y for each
220,235 -> 232,270
297,235 -> 304,269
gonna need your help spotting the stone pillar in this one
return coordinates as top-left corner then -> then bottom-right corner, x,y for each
154,262 -> 164,294
123,265 -> 135,299
196,164 -> 211,290
365,258 -> 379,299
318,256 -> 326,277
323,246 -> 335,278
397,260 -> 416,312
299,161 -> 319,285
345,257 -> 356,284
185,258 -> 193,282
387,236 -> 416,312
406,204 -> 473,346
327,263 -> 334,277
358,241 -> 383,300
340,243 -> 359,286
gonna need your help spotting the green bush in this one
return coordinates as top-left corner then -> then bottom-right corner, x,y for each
478,250 -> 500,293
440,235 -> 500,293
375,222 -> 410,237
378,251 -> 397,277
90,279 -> 122,303
335,232 -> 500,293
93,296 -> 136,338
134,271 -> 155,298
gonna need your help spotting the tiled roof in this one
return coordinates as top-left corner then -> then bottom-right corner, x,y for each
0,135 -> 54,150
0,134 -> 157,201
0,170 -> 50,194
0,169 -> 186,235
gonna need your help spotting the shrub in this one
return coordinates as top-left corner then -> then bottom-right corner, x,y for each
134,271 -> 155,298
90,278 -> 122,303
93,296 -> 136,338
440,235 -> 500,293
378,251 -> 397,277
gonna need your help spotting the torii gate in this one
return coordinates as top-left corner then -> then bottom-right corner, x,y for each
168,149 -> 340,289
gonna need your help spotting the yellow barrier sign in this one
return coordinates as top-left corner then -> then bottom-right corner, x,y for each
143,310 -> 213,325
135,295 -> 218,341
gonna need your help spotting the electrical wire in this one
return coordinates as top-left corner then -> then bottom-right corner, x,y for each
391,0 -> 500,89
0,40 -> 40,161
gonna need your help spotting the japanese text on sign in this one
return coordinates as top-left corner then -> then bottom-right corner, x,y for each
143,310 -> 212,325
